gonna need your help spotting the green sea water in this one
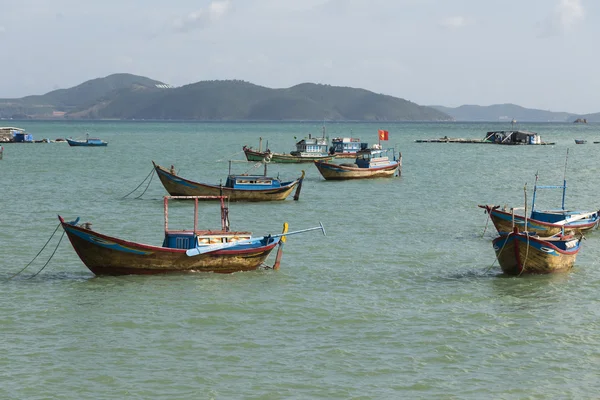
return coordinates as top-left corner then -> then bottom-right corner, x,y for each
2,120 -> 600,399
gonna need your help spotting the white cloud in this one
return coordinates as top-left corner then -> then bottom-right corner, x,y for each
173,0 -> 232,33
556,0 -> 584,29
440,16 -> 467,29
539,0 -> 584,36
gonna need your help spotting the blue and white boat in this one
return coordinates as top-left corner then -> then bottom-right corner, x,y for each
66,133 -> 108,147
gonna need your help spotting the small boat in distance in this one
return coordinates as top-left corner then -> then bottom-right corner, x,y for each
492,228 -> 581,275
66,133 -> 108,147
574,139 -> 587,144
59,195 -> 325,275
153,161 -> 305,201
314,145 -> 401,180
243,134 -> 334,163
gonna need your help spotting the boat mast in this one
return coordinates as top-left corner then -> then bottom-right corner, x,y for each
562,149 -> 569,210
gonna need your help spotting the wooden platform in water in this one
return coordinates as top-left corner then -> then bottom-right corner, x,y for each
415,137 -> 554,145
415,138 -> 485,143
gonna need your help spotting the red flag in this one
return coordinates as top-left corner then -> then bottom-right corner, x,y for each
378,129 -> 389,141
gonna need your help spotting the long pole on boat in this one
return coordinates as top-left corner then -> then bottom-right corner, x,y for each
562,148 -> 569,210
531,172 -> 539,212
523,183 -> 528,233
186,222 -> 326,256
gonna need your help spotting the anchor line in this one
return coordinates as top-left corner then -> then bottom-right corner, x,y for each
26,231 -> 66,279
134,168 -> 155,199
6,222 -> 62,280
121,167 -> 155,199
484,230 -> 513,274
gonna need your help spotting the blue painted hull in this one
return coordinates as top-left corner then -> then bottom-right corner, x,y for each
66,138 -> 108,147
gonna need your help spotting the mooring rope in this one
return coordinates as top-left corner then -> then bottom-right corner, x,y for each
6,222 -> 62,280
134,168 -> 155,199
242,161 -> 264,175
484,231 -> 513,274
482,209 -> 491,237
25,231 -> 66,279
215,149 -> 245,162
518,233 -> 531,276
121,167 -> 155,199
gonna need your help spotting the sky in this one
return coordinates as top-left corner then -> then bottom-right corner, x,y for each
1,0 -> 598,113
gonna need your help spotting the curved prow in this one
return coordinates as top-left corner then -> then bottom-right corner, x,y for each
293,170 -> 306,201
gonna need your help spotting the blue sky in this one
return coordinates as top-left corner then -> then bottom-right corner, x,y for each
1,0 -> 596,113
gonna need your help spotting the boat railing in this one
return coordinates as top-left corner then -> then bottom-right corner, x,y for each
164,195 -> 229,233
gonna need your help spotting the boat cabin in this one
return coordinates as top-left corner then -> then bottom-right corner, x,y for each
291,134 -> 329,156
163,230 -> 252,250
224,160 -> 283,189
484,130 -> 541,145
355,146 -> 396,168
225,175 -> 281,189
330,137 -> 366,155
161,195 -> 251,250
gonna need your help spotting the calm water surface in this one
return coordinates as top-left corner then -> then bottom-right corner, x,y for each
2,121 -> 600,398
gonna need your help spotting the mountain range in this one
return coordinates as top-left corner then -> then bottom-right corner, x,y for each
0,73 -> 597,122
0,74 -> 450,121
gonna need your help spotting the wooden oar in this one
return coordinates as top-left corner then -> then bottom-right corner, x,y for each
185,222 -> 326,256
553,211 -> 597,226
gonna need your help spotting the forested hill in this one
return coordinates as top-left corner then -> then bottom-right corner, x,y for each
0,74 -> 452,121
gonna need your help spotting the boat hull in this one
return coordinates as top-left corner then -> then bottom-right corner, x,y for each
313,160 -> 401,180
479,205 -> 598,236
243,147 -> 334,163
60,220 -> 278,275
492,231 -> 580,275
66,138 -> 108,147
154,163 -> 300,201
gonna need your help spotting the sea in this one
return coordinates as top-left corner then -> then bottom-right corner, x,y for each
2,120 -> 600,399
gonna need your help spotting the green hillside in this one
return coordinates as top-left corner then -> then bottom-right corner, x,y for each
0,75 -> 453,121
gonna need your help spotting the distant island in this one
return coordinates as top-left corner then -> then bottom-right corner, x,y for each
430,104 -> 600,123
0,73 -> 452,122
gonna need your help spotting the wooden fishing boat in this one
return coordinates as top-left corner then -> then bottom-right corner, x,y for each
479,174 -> 600,235
153,161 -> 304,201
492,228 -> 581,275
314,146 -> 401,180
60,195 -> 325,275
479,205 -> 599,236
243,134 -> 334,163
66,133 -> 107,147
